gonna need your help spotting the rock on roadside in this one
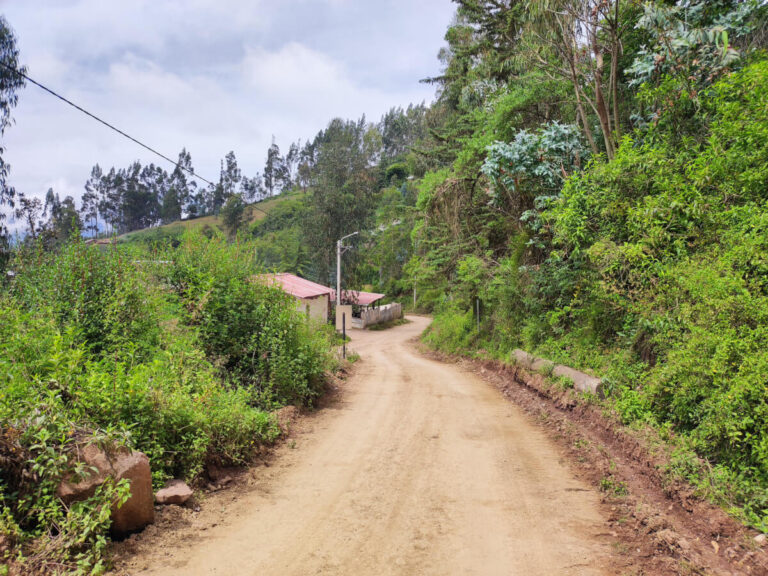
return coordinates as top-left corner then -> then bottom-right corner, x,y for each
57,444 -> 154,534
155,479 -> 194,505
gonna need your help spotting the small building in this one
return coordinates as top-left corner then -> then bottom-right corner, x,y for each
331,289 -> 385,308
256,273 -> 332,322
332,289 -> 401,329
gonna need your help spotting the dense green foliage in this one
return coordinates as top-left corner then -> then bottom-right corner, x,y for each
0,234 -> 334,573
413,0 -> 768,532
2,2 -> 768,573
161,233 -> 331,406
544,62 -> 768,523
0,15 -> 25,264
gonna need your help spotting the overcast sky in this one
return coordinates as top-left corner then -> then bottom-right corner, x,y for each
0,0 -> 454,225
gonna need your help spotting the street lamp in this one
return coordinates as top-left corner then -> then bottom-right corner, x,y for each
336,231 -> 358,306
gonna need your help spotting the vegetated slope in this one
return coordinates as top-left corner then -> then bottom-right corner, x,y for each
390,0 -> 768,536
0,233 -> 336,574
117,190 -> 306,245
420,58 -> 768,533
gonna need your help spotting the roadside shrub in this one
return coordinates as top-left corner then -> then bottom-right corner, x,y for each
422,307 -> 476,354
163,232 -> 332,407
10,241 -> 159,361
1,233 -> 334,572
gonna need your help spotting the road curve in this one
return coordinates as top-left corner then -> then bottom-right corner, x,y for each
135,316 -> 610,575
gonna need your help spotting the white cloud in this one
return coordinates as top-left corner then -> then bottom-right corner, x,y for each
0,0 -> 455,216
240,42 -> 404,124
107,56 -> 199,107
243,43 -> 347,101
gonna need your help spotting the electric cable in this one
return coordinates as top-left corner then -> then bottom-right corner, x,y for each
0,62 -> 269,216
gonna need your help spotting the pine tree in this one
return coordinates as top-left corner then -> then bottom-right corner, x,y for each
296,141 -> 316,191
221,193 -> 246,239
219,151 -> 241,207
264,140 -> 287,196
239,173 -> 265,203
14,192 -> 42,240
304,117 -> 378,284
164,148 -> 196,223
284,141 -> 300,189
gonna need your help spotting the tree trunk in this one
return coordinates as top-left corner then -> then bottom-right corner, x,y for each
610,39 -> 621,142
592,44 -> 615,159
568,59 -> 598,156
610,0 -> 622,142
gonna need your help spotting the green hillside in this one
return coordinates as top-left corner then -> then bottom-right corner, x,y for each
118,190 -> 307,244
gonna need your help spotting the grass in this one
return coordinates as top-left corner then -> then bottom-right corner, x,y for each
118,190 -> 307,243
600,475 -> 629,497
551,375 -> 575,390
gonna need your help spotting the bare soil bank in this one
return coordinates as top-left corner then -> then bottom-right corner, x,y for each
442,352 -> 768,575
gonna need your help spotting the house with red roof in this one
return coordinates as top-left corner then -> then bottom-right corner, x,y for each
256,273 -> 398,328
330,289 -> 385,307
255,273 -> 333,322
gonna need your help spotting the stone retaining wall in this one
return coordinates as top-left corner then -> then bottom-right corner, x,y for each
510,349 -> 604,397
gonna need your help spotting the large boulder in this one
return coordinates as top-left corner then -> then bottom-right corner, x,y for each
57,444 -> 154,534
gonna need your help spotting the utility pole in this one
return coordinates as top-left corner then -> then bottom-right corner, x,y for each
336,231 -> 359,306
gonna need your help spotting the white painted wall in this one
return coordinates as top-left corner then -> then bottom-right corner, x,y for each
359,303 -> 402,328
295,294 -> 329,322
335,303 -> 403,329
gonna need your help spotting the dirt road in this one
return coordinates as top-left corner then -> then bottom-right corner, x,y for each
131,316 -> 611,575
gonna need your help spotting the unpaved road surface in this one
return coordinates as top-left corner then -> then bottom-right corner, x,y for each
132,316 -> 611,575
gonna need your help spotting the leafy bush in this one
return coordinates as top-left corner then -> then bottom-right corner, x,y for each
422,307 -> 476,354
162,232 -> 333,406
11,241 -> 160,361
421,60 -> 768,531
0,233 -> 333,572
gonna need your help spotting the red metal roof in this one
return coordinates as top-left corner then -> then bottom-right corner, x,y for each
256,273 -> 332,299
332,289 -> 385,307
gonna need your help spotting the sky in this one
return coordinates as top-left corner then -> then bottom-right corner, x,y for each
0,0 -> 455,226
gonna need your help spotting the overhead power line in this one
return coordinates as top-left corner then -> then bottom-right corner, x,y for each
0,62 -> 269,216
0,61 -> 214,186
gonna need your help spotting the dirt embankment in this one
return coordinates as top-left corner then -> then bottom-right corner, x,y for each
448,354 -> 768,575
